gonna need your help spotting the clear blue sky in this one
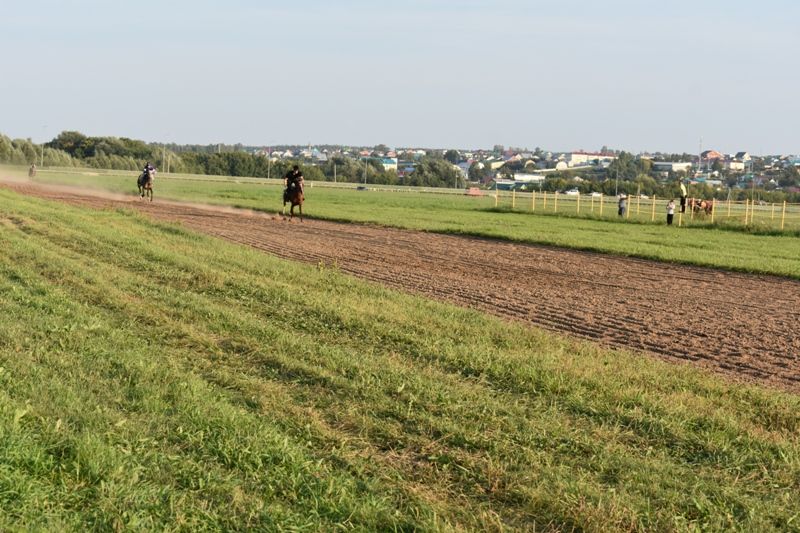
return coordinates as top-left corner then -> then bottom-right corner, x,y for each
1,0 -> 797,154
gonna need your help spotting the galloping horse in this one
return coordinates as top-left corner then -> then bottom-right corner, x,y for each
283,183 -> 304,221
137,168 -> 155,202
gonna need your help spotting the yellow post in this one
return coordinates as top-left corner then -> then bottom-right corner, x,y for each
600,194 -> 604,215
543,191 -> 547,210
626,197 -> 631,219
651,195 -> 656,222
727,199 -> 731,218
554,192 -> 558,212
781,201 -> 787,230
678,210 -> 683,227
744,199 -> 749,224
690,198 -> 695,220
531,191 -> 536,211
512,189 -> 516,209
591,195 -> 595,213
710,199 -> 715,224
771,203 -> 775,220
577,193 -> 581,214
495,191 -> 498,208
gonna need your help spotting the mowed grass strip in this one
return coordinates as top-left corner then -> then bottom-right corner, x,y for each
14,165 -> 800,279
0,189 -> 798,531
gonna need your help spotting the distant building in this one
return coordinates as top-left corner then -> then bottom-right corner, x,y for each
514,173 -> 546,184
652,161 -> 693,173
565,151 -> 617,167
380,157 -> 398,171
701,150 -> 724,161
725,160 -> 745,172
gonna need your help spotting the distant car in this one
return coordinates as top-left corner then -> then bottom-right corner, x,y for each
564,188 -> 580,195
639,194 -> 649,199
590,192 -> 603,197
356,185 -> 368,191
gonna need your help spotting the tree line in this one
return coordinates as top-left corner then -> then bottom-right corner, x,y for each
0,131 -> 464,188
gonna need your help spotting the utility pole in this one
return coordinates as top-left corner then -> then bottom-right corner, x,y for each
363,157 -> 367,184
40,125 -> 47,167
267,147 -> 272,180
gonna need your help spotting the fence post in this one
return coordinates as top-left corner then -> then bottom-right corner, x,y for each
678,210 -> 683,227
710,199 -> 715,224
600,194 -> 604,216
771,203 -> 775,221
554,192 -> 558,212
577,193 -> 581,214
651,195 -> 656,222
781,201 -> 787,230
690,198 -> 695,220
532,191 -> 536,211
744,199 -> 749,225
727,199 -> 731,218
512,189 -> 516,209
495,190 -> 498,208
543,191 -> 547,210
591,195 -> 595,213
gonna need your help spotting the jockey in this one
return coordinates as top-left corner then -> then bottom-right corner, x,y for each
143,161 -> 156,178
284,165 -> 304,199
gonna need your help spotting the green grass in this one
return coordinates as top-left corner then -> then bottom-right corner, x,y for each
5,165 -> 800,280
1,188 -> 799,531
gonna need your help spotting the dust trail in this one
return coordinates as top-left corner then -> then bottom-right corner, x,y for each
0,175 -> 283,220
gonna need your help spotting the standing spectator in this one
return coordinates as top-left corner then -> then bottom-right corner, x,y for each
666,199 -> 675,225
618,195 -> 627,217
679,178 -> 688,213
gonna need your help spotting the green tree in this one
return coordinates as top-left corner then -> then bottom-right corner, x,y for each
444,150 -> 460,164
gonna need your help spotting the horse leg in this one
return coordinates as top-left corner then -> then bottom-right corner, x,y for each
299,203 -> 303,222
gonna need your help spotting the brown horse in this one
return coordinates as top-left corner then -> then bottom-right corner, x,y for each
688,197 -> 714,216
283,184 -> 304,220
137,169 -> 154,202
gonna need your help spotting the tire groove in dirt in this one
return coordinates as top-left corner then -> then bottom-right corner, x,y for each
5,181 -> 799,392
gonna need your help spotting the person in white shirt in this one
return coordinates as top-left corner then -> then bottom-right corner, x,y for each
666,199 -> 675,225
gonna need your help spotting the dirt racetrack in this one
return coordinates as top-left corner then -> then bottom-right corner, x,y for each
5,181 -> 800,392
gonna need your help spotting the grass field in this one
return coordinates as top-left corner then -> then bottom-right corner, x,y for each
1,188 -> 799,530
5,165 -> 800,280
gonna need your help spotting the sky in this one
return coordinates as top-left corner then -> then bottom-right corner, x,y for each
1,0 -> 798,154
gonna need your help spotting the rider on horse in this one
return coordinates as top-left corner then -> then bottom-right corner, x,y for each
283,165 -> 304,202
138,161 -> 156,197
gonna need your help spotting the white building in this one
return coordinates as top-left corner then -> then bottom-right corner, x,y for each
565,152 -> 617,168
725,160 -> 745,172
652,161 -> 693,173
514,173 -> 546,184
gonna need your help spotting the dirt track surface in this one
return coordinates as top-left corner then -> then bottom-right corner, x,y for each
5,181 -> 800,392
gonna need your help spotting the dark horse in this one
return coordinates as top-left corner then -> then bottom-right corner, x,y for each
137,169 -> 154,202
283,183 -> 304,221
